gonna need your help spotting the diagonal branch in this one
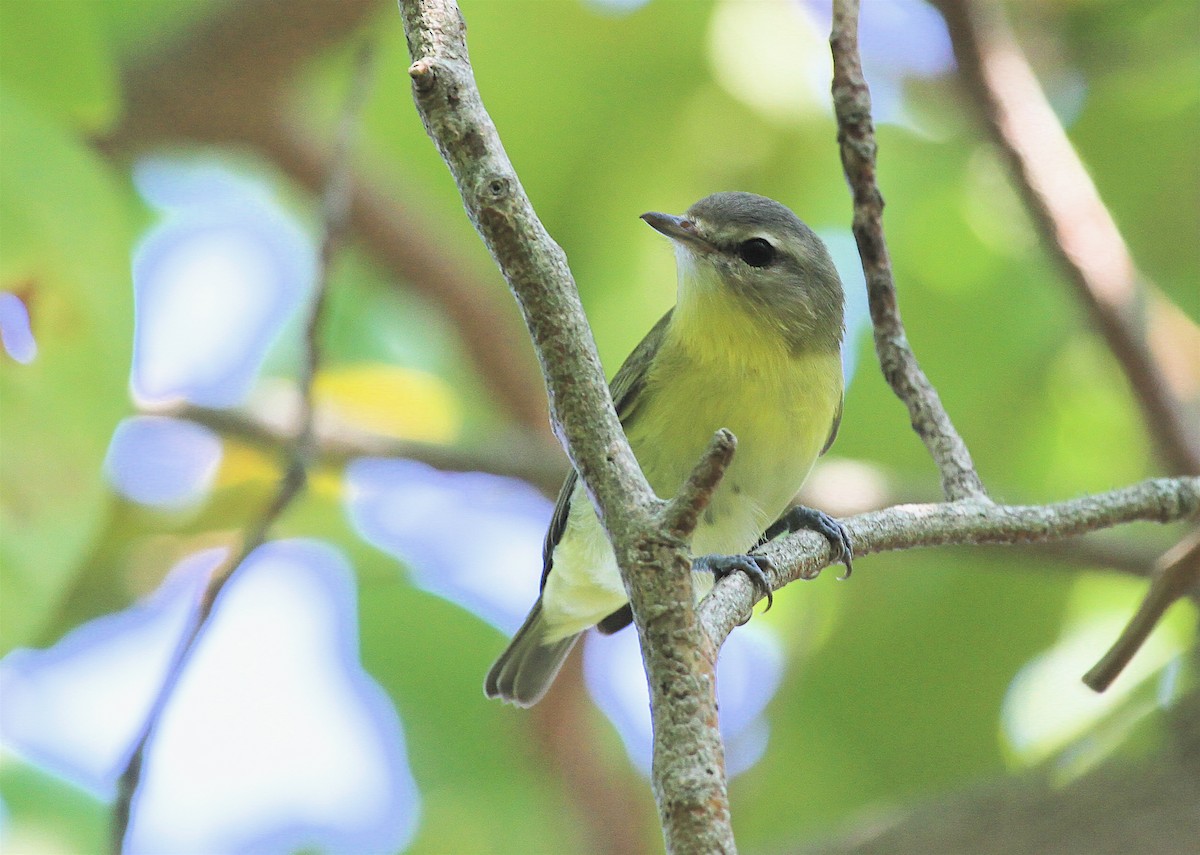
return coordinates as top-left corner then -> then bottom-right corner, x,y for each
397,2 -> 738,851
398,2 -> 650,525
109,45 -> 374,853
930,0 -> 1200,691
931,0 -> 1200,477
662,429 -> 738,539
830,0 -> 988,502
156,402 -> 566,496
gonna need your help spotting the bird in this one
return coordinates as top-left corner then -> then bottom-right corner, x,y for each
485,191 -> 851,707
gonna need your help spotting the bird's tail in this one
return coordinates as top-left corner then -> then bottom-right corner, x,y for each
484,598 -> 579,707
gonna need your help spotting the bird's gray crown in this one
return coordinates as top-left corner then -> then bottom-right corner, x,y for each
686,191 -> 816,244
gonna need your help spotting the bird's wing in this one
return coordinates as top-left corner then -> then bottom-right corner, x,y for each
820,392 -> 844,456
610,309 -> 673,424
539,310 -> 674,590
539,469 -> 578,589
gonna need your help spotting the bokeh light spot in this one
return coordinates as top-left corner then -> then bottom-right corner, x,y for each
130,159 -> 315,408
0,291 -> 37,364
104,415 -> 223,508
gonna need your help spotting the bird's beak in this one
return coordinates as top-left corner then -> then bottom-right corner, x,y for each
640,212 -> 714,253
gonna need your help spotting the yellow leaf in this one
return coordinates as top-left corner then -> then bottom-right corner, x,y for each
314,364 -> 460,443
214,441 -> 278,489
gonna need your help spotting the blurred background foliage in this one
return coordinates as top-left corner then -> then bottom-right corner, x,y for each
0,0 -> 1197,853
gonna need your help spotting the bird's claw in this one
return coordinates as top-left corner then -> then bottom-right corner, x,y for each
694,553 -> 775,611
771,506 -> 853,579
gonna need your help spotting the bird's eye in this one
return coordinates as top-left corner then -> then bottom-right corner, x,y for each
738,238 -> 775,268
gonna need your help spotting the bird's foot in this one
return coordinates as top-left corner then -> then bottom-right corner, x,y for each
694,553 -> 775,611
761,505 -> 853,579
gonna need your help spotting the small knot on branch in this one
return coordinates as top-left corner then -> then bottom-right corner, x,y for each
484,174 -> 513,201
408,58 -> 437,91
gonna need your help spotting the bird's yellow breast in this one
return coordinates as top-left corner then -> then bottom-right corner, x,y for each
634,287 -> 843,554
539,283 -> 843,641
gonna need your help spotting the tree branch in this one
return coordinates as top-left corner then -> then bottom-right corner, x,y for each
397,2 -> 737,850
701,477 -> 1200,646
109,45 -> 373,852
662,429 -> 738,539
98,0 -> 552,438
929,0 -> 1200,691
931,0 -> 1200,477
154,401 -> 566,497
396,1 -> 1195,851
1084,527 -> 1200,691
830,0 -> 988,502
397,0 -> 652,530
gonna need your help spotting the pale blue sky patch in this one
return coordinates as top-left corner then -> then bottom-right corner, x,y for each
584,0 -> 652,15
124,540 -> 419,855
0,551 -> 216,796
800,0 -> 954,124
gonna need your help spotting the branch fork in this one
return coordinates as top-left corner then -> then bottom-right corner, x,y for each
400,2 -> 743,849
399,0 -> 1197,851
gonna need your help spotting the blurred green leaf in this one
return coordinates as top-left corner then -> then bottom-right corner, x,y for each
0,90 -> 134,652
0,0 -> 119,133
0,753 -> 108,854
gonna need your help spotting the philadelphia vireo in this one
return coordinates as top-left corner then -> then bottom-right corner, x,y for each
486,192 -> 850,707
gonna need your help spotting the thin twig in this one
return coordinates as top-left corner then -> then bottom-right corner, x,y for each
830,0 -> 988,502
931,0 -> 1200,476
1008,536 -> 1162,579
1084,527 -> 1200,692
931,0 -> 1200,694
152,402 -> 566,497
298,43 -> 373,457
108,475 -> 302,853
110,45 -> 375,853
701,477 -> 1200,645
